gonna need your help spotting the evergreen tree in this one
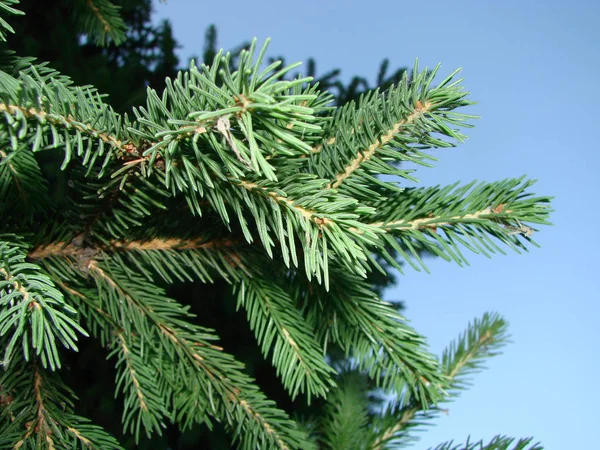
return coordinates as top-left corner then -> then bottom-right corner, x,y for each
0,1 -> 551,449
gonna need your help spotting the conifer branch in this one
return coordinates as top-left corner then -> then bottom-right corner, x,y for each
328,100 -> 432,189
18,366 -> 52,447
0,148 -> 18,188
82,260 -> 310,448
428,436 -> 542,450
117,334 -> 148,411
371,205 -> 536,240
367,178 -> 552,272
239,180 -> 333,226
370,313 -> 511,449
293,269 -> 448,406
0,0 -> 23,42
30,234 -> 251,286
320,373 -> 370,450
307,64 -> 473,199
236,277 -> 336,401
52,278 -> 122,334
86,0 -> 114,32
111,332 -> 168,438
0,240 -> 88,370
0,102 -> 125,151
0,147 -> 50,221
28,236 -> 239,260
369,406 -> 420,450
0,357 -> 123,449
156,320 -> 309,450
371,206 -> 499,231
309,136 -> 337,155
74,0 -> 128,46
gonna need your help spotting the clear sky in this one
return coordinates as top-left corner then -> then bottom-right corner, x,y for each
153,1 -> 598,448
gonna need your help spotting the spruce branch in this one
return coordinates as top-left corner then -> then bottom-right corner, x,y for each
291,268 -> 449,407
50,277 -> 122,345
70,166 -> 171,243
29,233 -> 252,285
111,332 -> 169,438
319,373 -> 371,450
307,62 -> 474,197
128,40 -> 331,182
232,176 -> 382,285
82,260 -> 311,449
10,40 -> 376,283
0,101 -> 123,151
236,276 -> 337,402
328,99 -> 434,189
29,235 -> 241,258
0,239 -> 88,370
0,0 -> 22,43
428,436 -> 542,450
368,178 -> 553,273
370,313 -> 512,449
0,64 -> 131,175
72,0 -> 128,46
0,147 -> 51,223
0,20 -> 551,447
0,356 -> 123,449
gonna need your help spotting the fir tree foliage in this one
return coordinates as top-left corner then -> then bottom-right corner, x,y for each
0,0 -> 21,43
428,436 -> 542,450
71,0 -> 128,46
0,1 -> 551,448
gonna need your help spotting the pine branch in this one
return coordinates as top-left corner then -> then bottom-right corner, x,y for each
367,178 -> 553,273
0,238 -> 88,370
0,0 -> 22,43
291,268 -> 449,407
428,436 -> 543,450
319,373 -> 371,450
307,62 -> 474,197
235,276 -> 336,401
72,0 -> 128,46
369,313 -> 511,449
0,146 -> 51,224
0,355 -> 123,449
79,259 -> 311,449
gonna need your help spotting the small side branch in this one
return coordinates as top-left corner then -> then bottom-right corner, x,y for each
13,366 -> 53,448
371,206 -> 535,237
239,180 -> 332,227
328,101 -> 432,189
28,236 -> 239,260
0,103 -> 124,151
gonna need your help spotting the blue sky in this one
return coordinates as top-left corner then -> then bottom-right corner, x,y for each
153,1 -> 598,447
